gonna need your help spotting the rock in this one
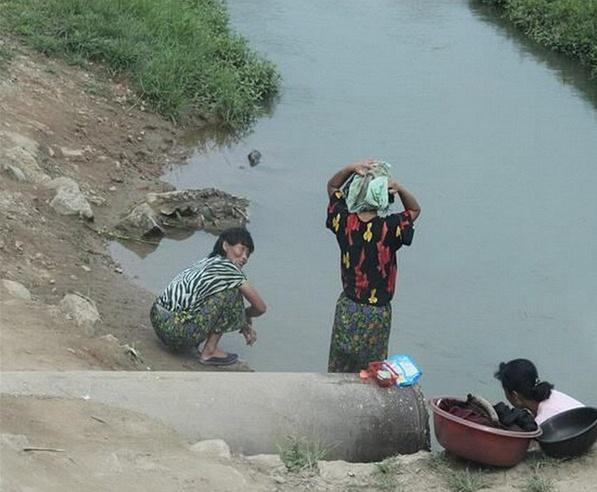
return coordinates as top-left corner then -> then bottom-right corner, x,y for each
59,147 -> 84,158
2,164 -> 26,181
100,334 -> 120,344
59,293 -> 100,335
115,203 -> 164,237
248,149 -> 261,167
190,439 -> 231,460
148,189 -> 248,231
0,130 -> 50,184
245,454 -> 283,471
88,195 -> 107,206
47,177 -> 94,220
0,434 -> 30,451
116,189 -> 249,240
46,176 -> 80,191
1,279 -> 32,300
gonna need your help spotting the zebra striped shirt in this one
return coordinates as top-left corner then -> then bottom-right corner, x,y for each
157,256 -> 246,313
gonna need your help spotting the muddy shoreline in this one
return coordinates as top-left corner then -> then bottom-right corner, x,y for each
0,40 -> 248,371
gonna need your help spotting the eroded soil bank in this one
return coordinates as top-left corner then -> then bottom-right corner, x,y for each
0,39 -> 247,372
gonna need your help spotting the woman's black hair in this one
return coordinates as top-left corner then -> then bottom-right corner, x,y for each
209,227 -> 254,258
494,358 -> 553,403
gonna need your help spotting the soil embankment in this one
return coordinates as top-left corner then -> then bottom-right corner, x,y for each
0,40 -> 246,372
2,393 -> 596,491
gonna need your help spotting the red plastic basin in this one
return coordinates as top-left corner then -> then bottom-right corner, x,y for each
429,396 -> 542,467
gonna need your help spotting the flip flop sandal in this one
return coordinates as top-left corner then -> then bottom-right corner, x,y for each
198,353 -> 238,366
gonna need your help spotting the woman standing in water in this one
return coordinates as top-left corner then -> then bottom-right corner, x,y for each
495,358 -> 585,424
150,227 -> 266,366
325,159 -> 421,372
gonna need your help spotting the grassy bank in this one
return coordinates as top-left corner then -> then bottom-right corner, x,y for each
0,0 -> 280,129
478,0 -> 597,77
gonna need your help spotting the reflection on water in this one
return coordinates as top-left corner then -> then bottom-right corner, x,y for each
114,228 -> 196,260
468,1 -> 597,108
112,1 -> 597,407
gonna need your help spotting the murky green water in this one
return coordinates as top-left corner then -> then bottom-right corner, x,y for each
111,1 -> 597,404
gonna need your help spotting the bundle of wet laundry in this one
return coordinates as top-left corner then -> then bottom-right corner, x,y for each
439,394 -> 538,432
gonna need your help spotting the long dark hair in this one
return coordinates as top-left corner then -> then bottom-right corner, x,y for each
209,227 -> 254,258
494,358 -> 553,402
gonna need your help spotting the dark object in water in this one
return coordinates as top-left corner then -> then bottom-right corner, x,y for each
248,150 -> 262,167
429,396 -> 542,467
538,406 -> 597,458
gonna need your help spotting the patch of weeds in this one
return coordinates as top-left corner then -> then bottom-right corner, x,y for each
447,468 -> 488,492
0,44 -> 14,69
525,450 -> 562,468
277,436 -> 327,473
85,80 -> 110,98
520,462 -> 556,492
522,474 -> 555,492
429,450 -> 450,471
0,0 -> 281,130
373,456 -> 402,490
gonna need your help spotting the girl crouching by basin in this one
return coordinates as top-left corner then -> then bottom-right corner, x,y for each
495,358 -> 584,425
150,227 -> 267,366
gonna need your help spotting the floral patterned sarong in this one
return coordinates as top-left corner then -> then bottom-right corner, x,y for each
150,288 -> 246,351
327,292 -> 392,373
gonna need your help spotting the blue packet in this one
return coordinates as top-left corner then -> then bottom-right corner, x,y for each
385,354 -> 423,387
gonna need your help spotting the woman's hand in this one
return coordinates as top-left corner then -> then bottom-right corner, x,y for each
350,159 -> 376,176
327,159 -> 376,197
242,325 -> 257,346
388,179 -> 421,221
388,179 -> 401,195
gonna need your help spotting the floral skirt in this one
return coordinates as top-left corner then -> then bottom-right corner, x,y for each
150,288 -> 246,351
327,292 -> 392,373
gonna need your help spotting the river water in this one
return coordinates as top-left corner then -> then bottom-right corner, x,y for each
111,1 -> 597,404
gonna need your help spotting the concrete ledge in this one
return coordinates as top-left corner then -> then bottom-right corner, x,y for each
0,371 -> 429,462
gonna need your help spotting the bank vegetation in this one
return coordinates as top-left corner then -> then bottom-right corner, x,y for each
479,0 -> 597,77
0,0 -> 280,129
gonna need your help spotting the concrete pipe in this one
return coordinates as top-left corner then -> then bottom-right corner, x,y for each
0,371 -> 430,462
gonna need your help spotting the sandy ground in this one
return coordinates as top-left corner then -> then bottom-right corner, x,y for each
1,394 -> 595,492
1,39 -> 596,491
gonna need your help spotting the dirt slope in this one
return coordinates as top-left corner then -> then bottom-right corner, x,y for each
0,40 -> 246,372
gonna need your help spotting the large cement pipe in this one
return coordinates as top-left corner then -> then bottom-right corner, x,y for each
0,371 -> 429,462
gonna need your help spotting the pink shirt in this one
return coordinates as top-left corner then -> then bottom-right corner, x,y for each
536,390 -> 584,424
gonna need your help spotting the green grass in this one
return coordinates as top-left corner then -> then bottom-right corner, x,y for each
0,0 -> 280,129
373,456 -> 402,490
0,44 -> 14,69
428,451 -> 451,471
525,451 -> 562,468
446,468 -> 489,492
477,0 -> 597,77
522,474 -> 556,492
277,436 -> 327,473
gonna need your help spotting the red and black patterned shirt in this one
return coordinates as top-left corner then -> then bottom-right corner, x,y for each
326,190 -> 414,306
